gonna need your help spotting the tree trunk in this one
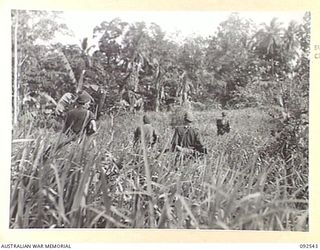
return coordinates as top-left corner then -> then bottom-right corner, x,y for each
13,12 -> 19,125
271,58 -> 274,80
154,68 -> 164,112
154,78 -> 160,112
76,70 -> 85,93
97,89 -> 107,118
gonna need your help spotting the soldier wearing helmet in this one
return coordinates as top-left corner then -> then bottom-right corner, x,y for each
62,91 -> 96,137
43,91 -> 97,159
216,111 -> 230,136
133,114 -> 158,149
171,111 -> 207,157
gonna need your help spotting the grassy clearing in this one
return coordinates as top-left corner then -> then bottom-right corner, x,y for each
10,108 -> 308,230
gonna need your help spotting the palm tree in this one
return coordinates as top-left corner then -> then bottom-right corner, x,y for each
253,18 -> 291,118
76,37 -> 96,93
283,21 -> 299,52
282,21 -> 300,74
253,17 -> 284,79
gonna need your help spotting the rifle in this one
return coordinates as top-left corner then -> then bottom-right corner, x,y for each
43,132 -> 78,161
155,138 -> 171,160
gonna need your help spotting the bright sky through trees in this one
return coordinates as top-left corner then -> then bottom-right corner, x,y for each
57,11 -> 306,44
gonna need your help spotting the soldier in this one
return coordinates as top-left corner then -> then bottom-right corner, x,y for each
43,91 -> 97,160
62,91 -> 97,139
55,90 -> 95,118
216,112 -> 230,136
171,112 -> 207,160
133,114 -> 158,149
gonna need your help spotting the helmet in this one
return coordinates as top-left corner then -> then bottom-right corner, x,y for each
143,114 -> 151,124
77,91 -> 92,104
184,112 -> 194,123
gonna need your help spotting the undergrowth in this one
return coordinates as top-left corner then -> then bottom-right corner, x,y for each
10,108 -> 308,230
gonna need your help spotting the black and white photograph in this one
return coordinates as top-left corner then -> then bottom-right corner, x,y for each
9,10 -> 310,230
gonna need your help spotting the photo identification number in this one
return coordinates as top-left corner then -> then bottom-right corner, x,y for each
300,244 -> 319,249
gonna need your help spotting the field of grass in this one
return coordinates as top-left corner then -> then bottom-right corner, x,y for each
10,108 -> 308,230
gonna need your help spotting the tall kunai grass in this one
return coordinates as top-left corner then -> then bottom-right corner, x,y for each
10,108 -> 308,230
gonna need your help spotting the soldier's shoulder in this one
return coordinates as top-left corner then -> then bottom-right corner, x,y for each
174,126 -> 186,132
67,107 -> 80,113
65,108 -> 75,116
134,126 -> 141,137
135,126 -> 141,132
190,126 -> 201,134
68,108 -> 88,116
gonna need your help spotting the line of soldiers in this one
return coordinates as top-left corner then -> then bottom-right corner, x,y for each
131,111 -> 230,161
50,91 -> 230,163
132,112 -> 208,159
